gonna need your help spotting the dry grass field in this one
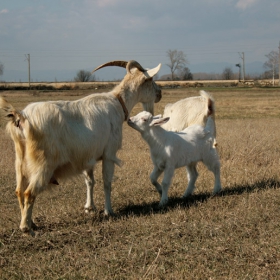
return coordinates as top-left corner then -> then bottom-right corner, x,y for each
0,86 -> 280,279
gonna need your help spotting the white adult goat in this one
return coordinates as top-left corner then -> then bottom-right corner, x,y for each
0,60 -> 162,235
162,90 -> 217,146
128,110 -> 221,207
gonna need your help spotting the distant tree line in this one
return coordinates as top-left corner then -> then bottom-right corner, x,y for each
74,70 -> 95,82
163,48 -> 279,81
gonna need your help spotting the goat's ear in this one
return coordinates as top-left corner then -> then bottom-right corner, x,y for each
144,63 -> 161,79
153,114 -> 162,119
150,117 -> 169,127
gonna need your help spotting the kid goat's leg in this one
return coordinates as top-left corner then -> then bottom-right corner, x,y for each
159,167 -> 175,207
204,150 -> 222,194
150,167 -> 163,195
182,163 -> 198,198
210,162 -> 222,194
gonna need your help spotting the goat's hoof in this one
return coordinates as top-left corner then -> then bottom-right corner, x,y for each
158,201 -> 168,209
85,206 -> 97,214
31,221 -> 38,230
21,227 -> 35,237
182,194 -> 192,199
212,190 -> 222,197
104,210 -> 115,217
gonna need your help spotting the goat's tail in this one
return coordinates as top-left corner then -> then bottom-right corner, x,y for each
200,91 -> 217,146
0,96 -> 23,126
199,90 -> 215,117
0,96 -> 25,135
205,115 -> 216,136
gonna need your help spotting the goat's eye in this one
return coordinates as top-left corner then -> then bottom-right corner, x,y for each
142,118 -> 147,122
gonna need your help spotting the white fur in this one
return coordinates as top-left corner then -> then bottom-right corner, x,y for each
162,90 -> 217,146
0,60 -> 162,235
128,111 -> 221,207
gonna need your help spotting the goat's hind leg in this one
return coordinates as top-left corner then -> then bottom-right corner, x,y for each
84,169 -> 96,213
182,163 -> 198,198
20,166 -> 52,236
15,176 -> 38,230
15,174 -> 26,220
20,186 -> 37,236
204,151 -> 222,195
208,161 -> 222,195
102,159 -> 115,216
15,159 -> 37,231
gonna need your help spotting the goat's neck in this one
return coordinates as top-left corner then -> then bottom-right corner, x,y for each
142,127 -> 166,148
113,86 -> 138,115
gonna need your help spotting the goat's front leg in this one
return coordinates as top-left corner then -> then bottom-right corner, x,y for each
83,169 -> 96,213
159,167 -> 174,207
182,163 -> 198,198
150,167 -> 163,195
102,159 -> 115,216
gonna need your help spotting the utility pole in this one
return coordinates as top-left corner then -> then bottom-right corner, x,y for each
25,54 -> 30,87
239,52 -> 245,82
235,63 -> 241,81
278,41 -> 280,86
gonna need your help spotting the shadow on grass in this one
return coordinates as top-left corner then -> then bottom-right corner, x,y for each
118,178 -> 280,218
2,178 -> 279,239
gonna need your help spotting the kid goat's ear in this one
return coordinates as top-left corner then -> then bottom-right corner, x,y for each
150,117 -> 170,127
152,114 -> 162,119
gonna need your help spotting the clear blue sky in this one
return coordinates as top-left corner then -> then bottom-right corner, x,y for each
0,0 -> 279,81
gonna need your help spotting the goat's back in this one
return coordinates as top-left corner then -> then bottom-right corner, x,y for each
147,125 -> 214,169
3,93 -> 124,180
162,91 -> 215,132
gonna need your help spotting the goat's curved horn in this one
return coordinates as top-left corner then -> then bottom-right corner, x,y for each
91,61 -> 128,73
92,60 -> 147,74
126,60 -> 146,73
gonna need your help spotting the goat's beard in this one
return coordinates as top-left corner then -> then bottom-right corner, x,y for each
142,102 -> 154,116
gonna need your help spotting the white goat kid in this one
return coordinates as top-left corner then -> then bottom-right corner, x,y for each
128,111 -> 221,207
162,90 -> 217,146
0,60 -> 162,236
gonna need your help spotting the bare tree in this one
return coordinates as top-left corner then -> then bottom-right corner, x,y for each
222,67 -> 233,80
263,50 -> 279,84
74,70 -> 95,82
166,49 -> 188,80
179,67 -> 193,80
0,62 -> 4,76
